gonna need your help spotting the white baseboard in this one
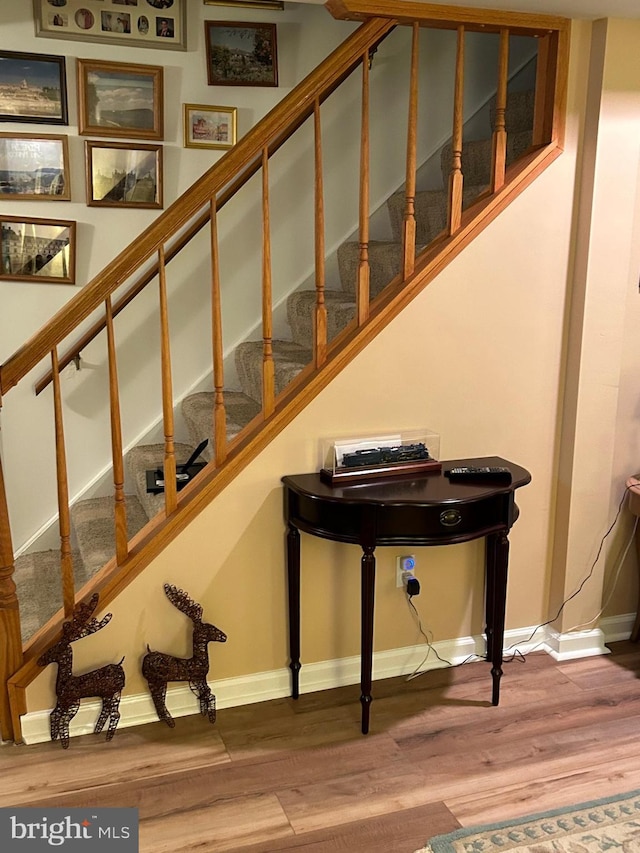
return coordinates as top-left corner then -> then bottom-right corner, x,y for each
20,619 -> 635,745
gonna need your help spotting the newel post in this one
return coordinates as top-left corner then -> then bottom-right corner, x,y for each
0,410 -> 23,742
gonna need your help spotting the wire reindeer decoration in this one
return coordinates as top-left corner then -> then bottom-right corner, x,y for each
142,584 -> 227,728
37,593 -> 125,749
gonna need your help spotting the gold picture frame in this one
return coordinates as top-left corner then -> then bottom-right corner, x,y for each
77,58 -> 164,141
203,1 -> 284,8
0,133 -> 70,201
0,215 -> 76,284
33,0 -> 187,51
85,140 -> 163,209
183,104 -> 237,150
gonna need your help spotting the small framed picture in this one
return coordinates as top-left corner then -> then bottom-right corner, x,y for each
0,50 -> 68,125
0,215 -> 76,284
205,21 -> 278,87
33,0 -> 187,51
183,103 -> 237,150
85,140 -> 163,209
77,58 -> 164,140
0,133 -> 70,200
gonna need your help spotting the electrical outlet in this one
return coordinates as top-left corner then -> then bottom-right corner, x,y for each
396,555 -> 416,587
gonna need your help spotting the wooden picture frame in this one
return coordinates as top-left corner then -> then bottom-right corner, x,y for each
0,133 -> 70,200
85,140 -> 163,209
0,215 -> 76,284
77,58 -> 163,140
183,103 -> 237,150
205,21 -> 278,87
0,50 -> 68,125
33,0 -> 187,52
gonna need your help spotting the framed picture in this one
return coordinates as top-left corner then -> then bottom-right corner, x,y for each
203,1 -> 284,8
77,58 -> 163,140
0,215 -> 75,284
183,103 -> 237,150
0,50 -> 68,125
33,0 -> 187,52
205,21 -> 278,87
85,140 -> 163,209
0,133 -> 70,200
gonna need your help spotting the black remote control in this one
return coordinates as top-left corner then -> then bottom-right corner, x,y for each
445,466 -> 512,483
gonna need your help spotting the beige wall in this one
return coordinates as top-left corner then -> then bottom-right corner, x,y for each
23,17 -> 640,716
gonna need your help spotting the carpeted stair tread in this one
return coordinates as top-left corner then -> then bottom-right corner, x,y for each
287,289 -> 357,347
235,339 -> 312,405
337,241 -> 405,298
386,189 -> 449,245
14,549 -> 83,643
490,87 -> 536,134
440,129 -> 533,193
126,442 -> 198,520
182,391 -> 261,458
71,493 -> 149,574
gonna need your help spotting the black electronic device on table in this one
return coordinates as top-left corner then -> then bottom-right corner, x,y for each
444,466 -> 512,483
146,439 -> 209,494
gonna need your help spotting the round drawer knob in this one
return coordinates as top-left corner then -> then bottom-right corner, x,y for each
440,509 -> 462,527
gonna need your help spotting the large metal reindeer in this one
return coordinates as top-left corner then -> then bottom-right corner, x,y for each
142,584 -> 227,728
37,594 -> 125,749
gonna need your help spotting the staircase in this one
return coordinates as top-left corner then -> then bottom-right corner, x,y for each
0,2 -> 569,742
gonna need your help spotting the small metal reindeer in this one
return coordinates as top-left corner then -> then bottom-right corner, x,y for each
142,583 -> 227,728
37,593 -> 125,749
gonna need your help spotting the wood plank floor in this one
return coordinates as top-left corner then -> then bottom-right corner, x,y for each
3,642 -> 640,852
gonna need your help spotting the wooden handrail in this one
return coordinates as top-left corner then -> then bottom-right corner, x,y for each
0,17 -> 396,400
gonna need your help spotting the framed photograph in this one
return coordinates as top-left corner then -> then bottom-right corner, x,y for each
0,50 -> 68,125
85,140 -> 163,208
77,58 -> 163,140
205,21 -> 278,87
203,1 -> 284,8
0,133 -> 70,200
33,0 -> 187,52
0,215 -> 75,284
183,103 -> 237,150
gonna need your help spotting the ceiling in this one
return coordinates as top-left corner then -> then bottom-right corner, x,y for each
397,0 -> 640,19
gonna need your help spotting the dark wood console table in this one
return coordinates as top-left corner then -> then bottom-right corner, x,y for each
282,456 -> 531,734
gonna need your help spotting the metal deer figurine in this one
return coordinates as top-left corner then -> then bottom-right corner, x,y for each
37,593 -> 125,749
142,584 -> 227,727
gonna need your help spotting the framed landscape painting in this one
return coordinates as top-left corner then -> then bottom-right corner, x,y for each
0,133 -> 70,200
183,103 -> 237,149
205,22 -> 278,87
77,58 -> 164,140
86,140 -> 163,209
0,215 -> 76,284
0,50 -> 68,125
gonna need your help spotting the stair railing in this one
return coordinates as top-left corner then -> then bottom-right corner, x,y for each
0,4 -> 569,742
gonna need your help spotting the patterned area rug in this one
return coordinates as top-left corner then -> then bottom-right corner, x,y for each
416,789 -> 640,852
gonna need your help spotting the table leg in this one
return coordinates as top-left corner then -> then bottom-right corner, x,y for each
484,534 -> 497,662
487,531 -> 509,706
286,523 -> 301,699
360,544 -> 376,734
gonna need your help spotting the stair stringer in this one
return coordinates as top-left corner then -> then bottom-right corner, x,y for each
7,140 -> 563,742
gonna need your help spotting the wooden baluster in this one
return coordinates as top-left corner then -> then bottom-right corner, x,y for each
491,28 -> 509,193
447,25 -> 465,236
51,348 -> 75,618
357,50 -> 370,325
403,22 -> 420,280
532,30 -> 559,147
210,198 -> 227,467
158,246 -> 177,514
261,147 -> 275,418
0,437 -> 22,742
105,296 -> 128,563
314,98 -> 327,368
